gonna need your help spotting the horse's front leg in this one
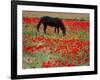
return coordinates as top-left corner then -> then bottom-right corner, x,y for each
44,24 -> 47,34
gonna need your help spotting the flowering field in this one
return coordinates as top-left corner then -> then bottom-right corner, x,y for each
22,17 -> 90,68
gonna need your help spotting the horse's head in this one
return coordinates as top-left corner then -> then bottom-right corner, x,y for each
59,19 -> 66,35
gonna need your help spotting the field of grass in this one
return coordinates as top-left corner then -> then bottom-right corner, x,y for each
22,18 -> 90,69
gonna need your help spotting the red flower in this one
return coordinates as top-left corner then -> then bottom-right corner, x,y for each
55,59 -> 60,63
72,46 -> 79,54
67,63 -> 76,66
61,60 -> 68,66
43,61 -> 53,67
78,60 -> 82,65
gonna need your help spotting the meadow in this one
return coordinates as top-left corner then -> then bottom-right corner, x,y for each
22,17 -> 90,68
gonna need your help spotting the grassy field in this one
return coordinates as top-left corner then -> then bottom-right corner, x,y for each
22,18 -> 90,69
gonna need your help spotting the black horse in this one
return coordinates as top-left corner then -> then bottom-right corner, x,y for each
37,16 -> 66,35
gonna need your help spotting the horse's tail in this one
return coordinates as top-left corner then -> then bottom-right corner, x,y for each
37,18 -> 43,32
59,20 -> 66,35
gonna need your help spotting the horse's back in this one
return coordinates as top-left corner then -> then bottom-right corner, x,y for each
41,16 -> 61,24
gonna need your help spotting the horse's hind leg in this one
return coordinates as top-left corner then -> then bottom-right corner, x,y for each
55,27 -> 57,33
57,27 -> 59,33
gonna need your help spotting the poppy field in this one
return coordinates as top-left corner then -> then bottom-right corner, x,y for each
22,17 -> 90,69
